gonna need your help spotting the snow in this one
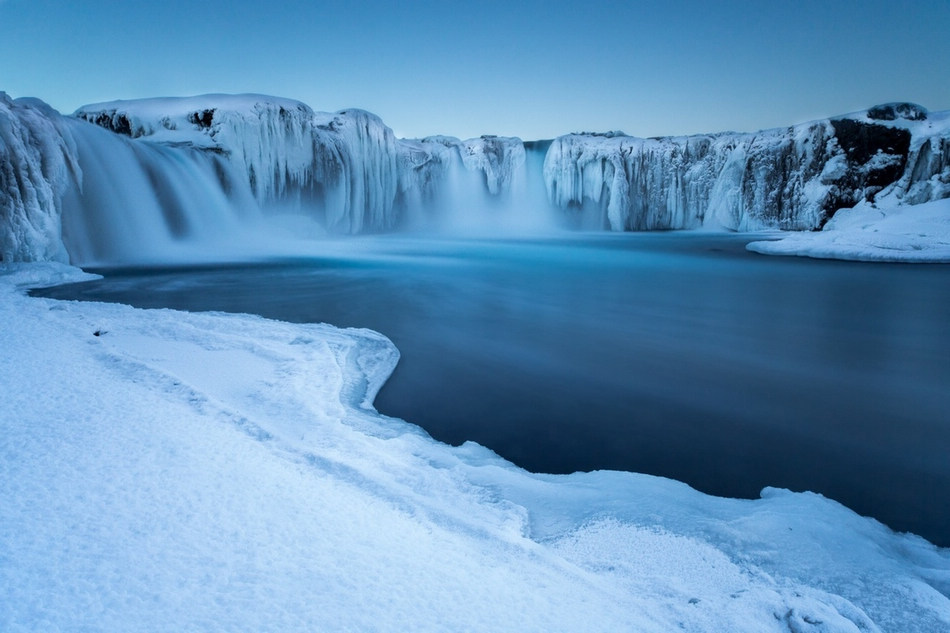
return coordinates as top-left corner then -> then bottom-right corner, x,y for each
2,263 -> 948,632
459,135 -> 526,195
747,197 -> 950,262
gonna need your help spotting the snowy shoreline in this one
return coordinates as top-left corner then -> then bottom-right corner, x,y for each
747,198 -> 950,262
2,263 -> 948,632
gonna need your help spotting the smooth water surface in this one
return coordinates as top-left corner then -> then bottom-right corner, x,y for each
36,233 -> 950,545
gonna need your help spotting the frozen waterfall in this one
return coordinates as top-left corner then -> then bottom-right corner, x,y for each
542,105 -> 950,232
2,93 -> 948,265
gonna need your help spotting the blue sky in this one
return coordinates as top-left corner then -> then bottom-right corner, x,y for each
1,0 -> 948,139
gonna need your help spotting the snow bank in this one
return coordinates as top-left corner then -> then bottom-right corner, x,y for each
1,264 -> 947,632
747,197 -> 950,262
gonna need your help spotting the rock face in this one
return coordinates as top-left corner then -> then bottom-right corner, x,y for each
2,93 -> 949,264
543,104 -> 949,232
822,119 -> 911,224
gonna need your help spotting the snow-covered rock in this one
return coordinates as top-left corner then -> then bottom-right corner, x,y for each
76,97 -> 531,235
747,197 -> 950,262
76,97 -> 404,234
459,135 -> 526,195
0,94 -> 535,264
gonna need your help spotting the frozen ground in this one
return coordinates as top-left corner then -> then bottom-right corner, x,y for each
747,197 -> 950,262
1,263 -> 948,632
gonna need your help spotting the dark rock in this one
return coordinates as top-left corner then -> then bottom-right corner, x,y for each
867,102 -> 927,122
831,119 -> 911,164
819,119 -> 912,226
188,109 -> 215,128
79,111 -> 134,136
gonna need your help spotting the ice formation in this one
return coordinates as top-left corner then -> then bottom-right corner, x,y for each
74,97 -> 535,237
1,264 -> 948,631
543,103 -> 950,232
0,95 -> 75,262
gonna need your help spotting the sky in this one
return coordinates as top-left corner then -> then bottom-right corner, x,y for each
1,0 -> 948,140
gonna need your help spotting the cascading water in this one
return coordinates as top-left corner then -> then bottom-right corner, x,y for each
59,119 -> 259,264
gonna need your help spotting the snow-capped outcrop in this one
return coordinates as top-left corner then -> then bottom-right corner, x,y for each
544,104 -> 949,232
394,135 -> 534,230
868,105 -> 950,206
747,196 -> 950,262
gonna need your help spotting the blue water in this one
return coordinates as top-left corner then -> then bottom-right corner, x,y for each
35,233 -> 950,545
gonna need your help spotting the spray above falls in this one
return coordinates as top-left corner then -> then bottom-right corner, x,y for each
1,93 -> 948,265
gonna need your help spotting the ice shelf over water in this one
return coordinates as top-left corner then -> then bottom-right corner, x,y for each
1,263 -> 948,632
2,92 -> 949,264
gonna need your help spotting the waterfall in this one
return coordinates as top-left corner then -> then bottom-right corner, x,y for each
2,93 -> 947,265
